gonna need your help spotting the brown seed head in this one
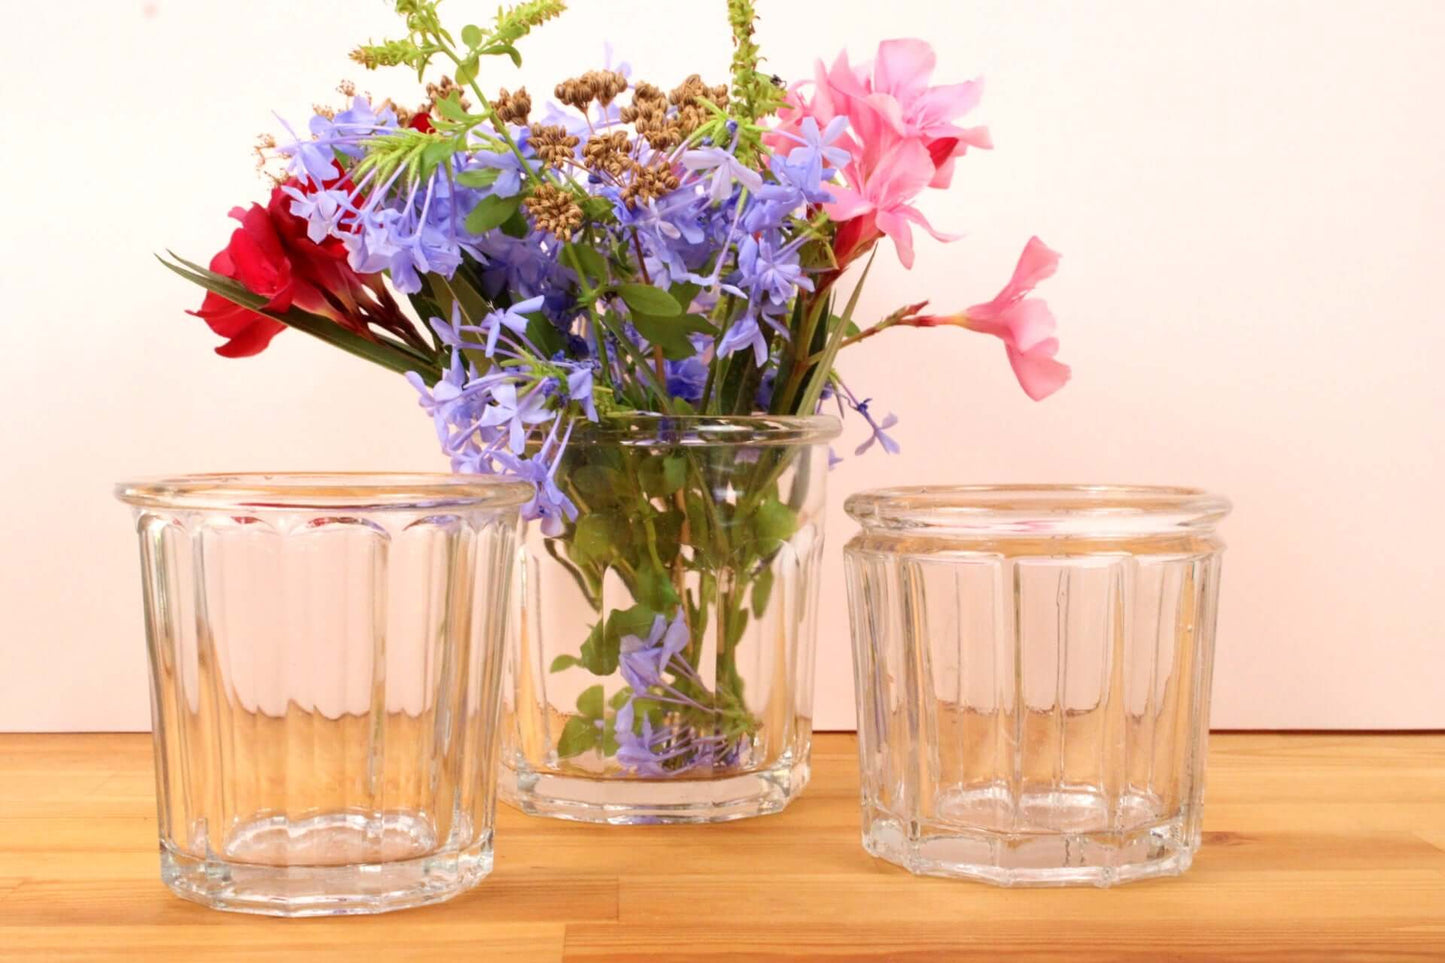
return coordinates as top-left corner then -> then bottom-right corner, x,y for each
494,87 -> 532,126
621,162 -> 681,210
525,183 -> 585,239
530,124 -> 581,168
583,130 -> 634,177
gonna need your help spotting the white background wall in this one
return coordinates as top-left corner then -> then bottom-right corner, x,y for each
2,0 -> 1441,731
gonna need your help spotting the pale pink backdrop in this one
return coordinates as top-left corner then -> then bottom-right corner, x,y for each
1,0 -> 1441,731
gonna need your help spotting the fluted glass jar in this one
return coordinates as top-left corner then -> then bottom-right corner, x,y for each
116,474 -> 529,915
845,485 -> 1230,886
502,416 -> 840,823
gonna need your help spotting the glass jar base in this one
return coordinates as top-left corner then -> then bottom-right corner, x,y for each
159,821 -> 493,917
501,753 -> 810,824
863,797 -> 1197,888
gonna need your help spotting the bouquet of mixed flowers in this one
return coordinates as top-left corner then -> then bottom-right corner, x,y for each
165,0 -> 1067,776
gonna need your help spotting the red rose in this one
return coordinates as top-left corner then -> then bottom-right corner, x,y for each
190,182 -> 365,357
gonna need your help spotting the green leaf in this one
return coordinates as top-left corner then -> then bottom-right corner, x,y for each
571,245 -> 610,288
608,688 -> 633,710
556,716 -> 597,758
570,513 -> 618,566
500,206 -> 531,238
421,139 -> 456,173
550,654 -> 580,673
580,195 -> 615,222
668,281 -> 701,310
492,43 -> 524,68
577,621 -> 620,676
599,727 -> 619,756
465,193 -> 523,235
617,283 -> 682,318
460,23 -> 482,47
525,315 -> 565,358
577,684 -> 605,719
455,56 -> 479,87
639,455 -> 686,498
633,565 -> 680,611
455,167 -> 501,188
751,498 -> 798,548
631,313 -> 716,361
606,605 -> 659,652
571,465 -> 627,507
751,566 -> 775,618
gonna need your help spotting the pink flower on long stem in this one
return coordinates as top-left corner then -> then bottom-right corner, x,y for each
908,238 -> 1071,400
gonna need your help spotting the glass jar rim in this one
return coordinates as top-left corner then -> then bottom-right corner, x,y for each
115,472 -> 533,512
846,484 -> 1231,537
564,414 -> 841,447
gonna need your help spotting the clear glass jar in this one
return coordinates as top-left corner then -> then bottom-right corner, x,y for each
502,416 -> 841,823
844,485 -> 1231,886
116,474 -> 529,915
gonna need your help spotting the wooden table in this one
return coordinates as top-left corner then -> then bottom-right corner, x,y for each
1,733 -> 1442,960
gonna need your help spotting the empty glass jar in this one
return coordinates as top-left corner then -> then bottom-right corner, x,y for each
844,485 -> 1230,886
116,474 -> 529,915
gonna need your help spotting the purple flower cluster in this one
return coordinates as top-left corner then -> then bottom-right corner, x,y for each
612,614 -> 738,776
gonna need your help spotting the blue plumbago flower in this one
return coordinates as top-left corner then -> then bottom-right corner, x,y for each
492,421 -> 579,535
476,231 -> 570,301
613,709 -> 732,777
755,367 -> 777,409
777,116 -> 852,177
618,614 -> 691,693
463,134 -> 541,199
478,382 -> 556,453
717,313 -> 768,366
564,364 -> 598,421
735,234 -> 814,308
282,184 -> 354,243
828,446 -> 844,469
406,353 -> 472,440
478,295 -> 546,356
851,398 -> 902,456
278,97 -> 398,185
665,355 -> 709,405
681,144 -> 765,205
610,189 -> 711,286
340,168 -> 483,294
767,154 -> 834,207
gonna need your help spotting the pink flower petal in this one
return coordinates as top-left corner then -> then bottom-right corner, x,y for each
822,183 -> 874,221
1006,340 -> 1072,401
872,39 -> 937,101
913,81 -> 984,127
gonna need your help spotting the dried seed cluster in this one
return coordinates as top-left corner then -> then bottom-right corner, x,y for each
555,69 -> 630,111
530,124 -> 581,168
493,87 -> 533,126
620,75 -> 728,151
620,163 -> 680,210
583,130 -> 633,176
525,183 -> 585,239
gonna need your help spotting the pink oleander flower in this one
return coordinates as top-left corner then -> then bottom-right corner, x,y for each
772,38 -> 992,268
908,238 -> 1071,400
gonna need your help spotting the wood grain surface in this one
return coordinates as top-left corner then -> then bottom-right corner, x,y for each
0,733 -> 1442,961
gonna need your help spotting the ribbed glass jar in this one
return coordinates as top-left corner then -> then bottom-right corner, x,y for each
844,485 -> 1230,886
116,474 -> 529,915
502,416 -> 840,823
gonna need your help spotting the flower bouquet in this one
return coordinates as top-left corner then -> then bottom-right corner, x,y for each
165,0 -> 1067,822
